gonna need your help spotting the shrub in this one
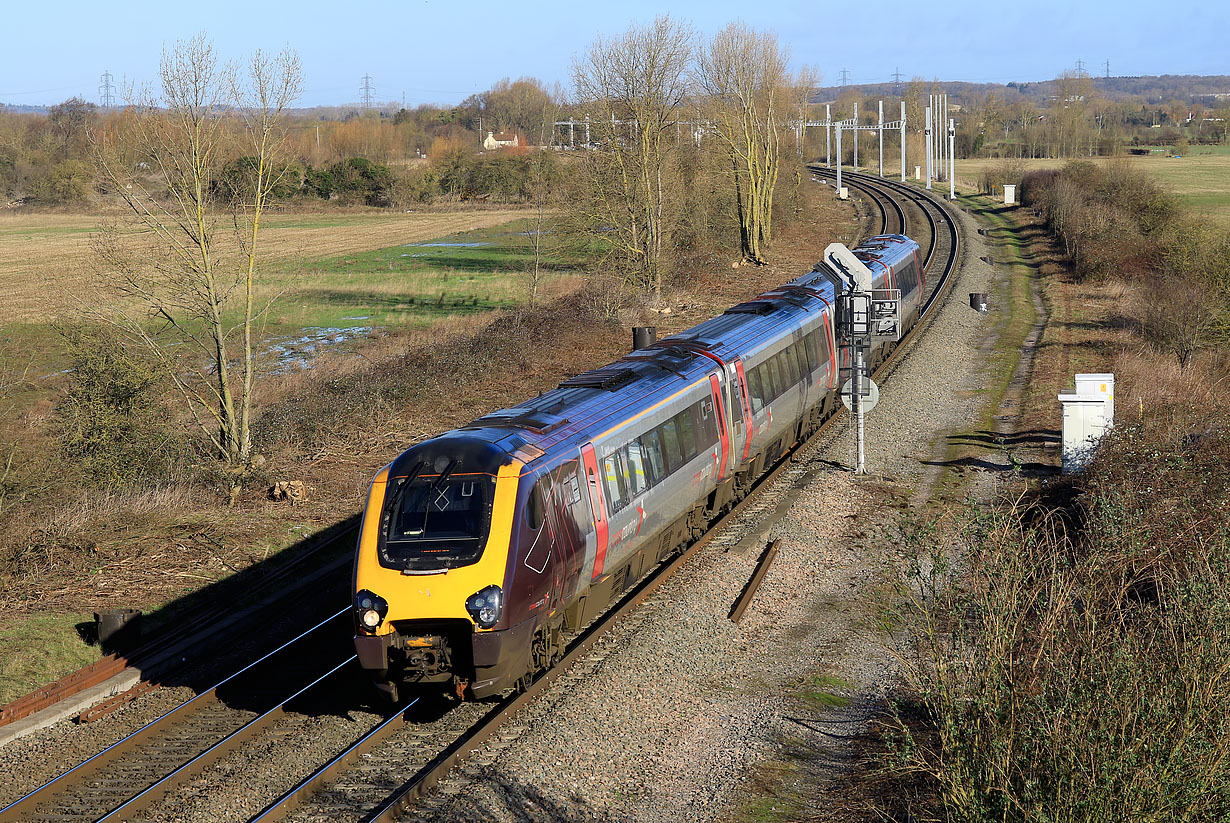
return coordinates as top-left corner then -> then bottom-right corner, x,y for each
214,156 -> 304,203
304,157 -> 394,206
28,159 -> 94,205
978,158 -> 1026,195
54,325 -> 184,486
886,409 -> 1230,821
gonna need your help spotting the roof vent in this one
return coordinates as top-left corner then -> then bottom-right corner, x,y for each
559,367 -> 639,392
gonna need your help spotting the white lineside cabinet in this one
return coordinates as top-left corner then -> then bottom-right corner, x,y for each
1003,184 -> 1016,205
1058,373 -> 1115,473
1075,373 -> 1115,421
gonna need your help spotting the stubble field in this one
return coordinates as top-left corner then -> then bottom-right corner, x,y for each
0,208 -> 534,324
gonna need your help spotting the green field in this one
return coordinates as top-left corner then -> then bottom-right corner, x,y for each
0,213 -> 583,390
263,219 -> 581,333
957,146 -> 1230,227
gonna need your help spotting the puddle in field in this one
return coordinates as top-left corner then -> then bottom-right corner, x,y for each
267,326 -> 372,373
404,241 -> 490,248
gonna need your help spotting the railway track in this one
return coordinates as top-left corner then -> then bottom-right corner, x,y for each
241,174 -> 964,823
810,165 -> 960,315
0,613 -> 361,823
1,176 -> 961,823
0,518 -> 360,735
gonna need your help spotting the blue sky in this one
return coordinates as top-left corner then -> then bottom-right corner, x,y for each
2,0 -> 1226,108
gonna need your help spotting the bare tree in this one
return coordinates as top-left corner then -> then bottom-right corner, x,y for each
228,48 -> 303,474
695,23 -> 810,264
91,34 -> 301,502
525,83 -> 564,308
571,16 -> 693,304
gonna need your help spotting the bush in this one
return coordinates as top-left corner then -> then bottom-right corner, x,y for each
886,409 -> 1230,821
1024,160 -> 1180,283
389,165 -> 438,206
214,156 -> 304,203
978,158 -> 1026,195
304,157 -> 395,206
54,326 -> 184,486
28,160 -> 94,205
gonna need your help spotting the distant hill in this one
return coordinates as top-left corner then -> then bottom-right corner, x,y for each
813,74 -> 1230,106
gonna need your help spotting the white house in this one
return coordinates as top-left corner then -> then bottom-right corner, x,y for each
483,131 -> 520,150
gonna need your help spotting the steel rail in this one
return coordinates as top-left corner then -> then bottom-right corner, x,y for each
810,166 -> 961,323
95,656 -> 357,823
729,540 -> 781,623
261,183 -> 962,822
0,608 -> 351,822
249,699 -> 421,822
0,519 -> 358,730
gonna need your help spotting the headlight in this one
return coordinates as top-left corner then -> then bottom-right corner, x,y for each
354,589 -> 388,632
465,585 -> 503,629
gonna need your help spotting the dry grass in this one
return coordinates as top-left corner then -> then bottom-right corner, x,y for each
0,207 -> 530,323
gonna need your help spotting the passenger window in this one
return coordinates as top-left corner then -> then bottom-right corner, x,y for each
776,350 -> 797,389
748,367 -> 764,414
729,382 -> 743,426
602,453 -> 627,513
697,399 -> 718,447
625,442 -> 648,496
675,410 -> 698,462
798,338 -> 816,374
660,420 -> 683,472
764,356 -> 783,400
815,328 -> 831,371
642,431 -> 666,485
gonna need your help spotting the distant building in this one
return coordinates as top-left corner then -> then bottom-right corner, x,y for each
483,131 -> 520,150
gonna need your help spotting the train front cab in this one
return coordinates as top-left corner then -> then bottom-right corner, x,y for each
352,437 -> 541,701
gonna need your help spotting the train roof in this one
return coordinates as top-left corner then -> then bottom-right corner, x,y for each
388,234 -> 920,477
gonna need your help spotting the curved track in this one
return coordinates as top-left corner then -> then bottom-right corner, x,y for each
0,176 -> 962,823
248,173 -> 965,823
810,165 -> 960,319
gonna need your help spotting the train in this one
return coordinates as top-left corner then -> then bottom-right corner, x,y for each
351,234 -> 925,701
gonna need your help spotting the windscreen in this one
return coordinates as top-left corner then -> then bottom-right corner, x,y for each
379,473 -> 496,570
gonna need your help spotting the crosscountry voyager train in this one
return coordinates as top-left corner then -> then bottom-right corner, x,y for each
352,235 -> 925,701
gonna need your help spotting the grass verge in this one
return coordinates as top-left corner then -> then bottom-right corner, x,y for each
0,613 -> 102,705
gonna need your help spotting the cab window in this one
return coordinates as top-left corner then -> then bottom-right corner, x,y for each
525,479 -> 545,530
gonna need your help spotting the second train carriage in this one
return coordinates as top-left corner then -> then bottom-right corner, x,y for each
352,235 -> 925,700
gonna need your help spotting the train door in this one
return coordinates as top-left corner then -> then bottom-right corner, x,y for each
579,443 -> 609,580
708,374 -> 730,481
821,311 -> 838,390
732,360 -> 754,464
517,470 -> 562,615
547,459 -> 589,604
